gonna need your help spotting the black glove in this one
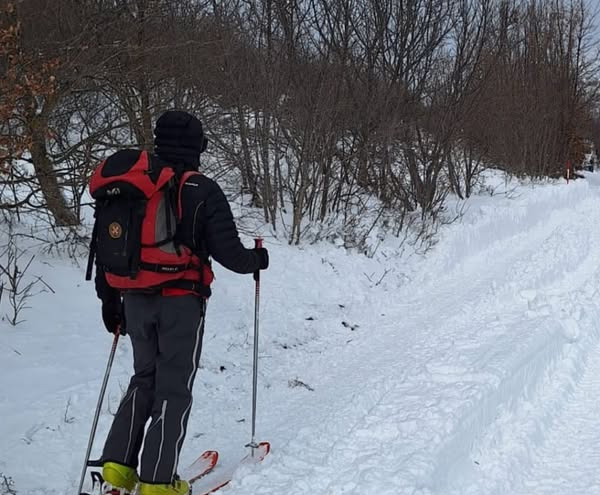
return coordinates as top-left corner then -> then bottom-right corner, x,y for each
101,297 -> 125,335
254,247 -> 269,270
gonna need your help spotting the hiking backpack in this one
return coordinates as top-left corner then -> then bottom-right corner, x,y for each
85,149 -> 213,296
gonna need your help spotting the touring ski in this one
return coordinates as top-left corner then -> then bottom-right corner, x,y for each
181,450 -> 219,484
191,442 -> 270,495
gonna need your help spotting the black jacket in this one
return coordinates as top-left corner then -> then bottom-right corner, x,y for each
95,171 -> 261,302
178,173 -> 262,274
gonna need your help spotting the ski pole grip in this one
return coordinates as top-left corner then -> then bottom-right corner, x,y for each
254,238 -> 263,282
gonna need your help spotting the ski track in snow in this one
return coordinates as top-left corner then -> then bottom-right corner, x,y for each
511,340 -> 600,494
230,175 -> 600,495
3,173 -> 600,494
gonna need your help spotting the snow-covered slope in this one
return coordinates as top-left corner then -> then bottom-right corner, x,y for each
2,173 -> 600,494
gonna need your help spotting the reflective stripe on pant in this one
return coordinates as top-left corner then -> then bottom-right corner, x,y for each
102,293 -> 206,483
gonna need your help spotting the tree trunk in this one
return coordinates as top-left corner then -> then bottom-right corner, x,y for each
30,113 -> 78,226
139,79 -> 154,150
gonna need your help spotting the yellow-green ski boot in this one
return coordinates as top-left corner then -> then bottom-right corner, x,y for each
102,462 -> 139,495
138,479 -> 190,495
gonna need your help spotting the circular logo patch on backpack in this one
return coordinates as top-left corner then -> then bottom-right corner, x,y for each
108,222 -> 123,239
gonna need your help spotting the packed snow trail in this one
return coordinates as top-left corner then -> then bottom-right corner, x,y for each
512,339 -> 600,494
442,173 -> 600,495
225,175 -> 600,495
3,173 -> 600,495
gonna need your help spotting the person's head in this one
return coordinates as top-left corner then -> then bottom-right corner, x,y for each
153,110 -> 208,170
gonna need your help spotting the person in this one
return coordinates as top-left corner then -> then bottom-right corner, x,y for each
93,110 -> 269,495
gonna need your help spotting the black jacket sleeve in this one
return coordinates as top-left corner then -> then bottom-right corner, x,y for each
180,174 -> 261,274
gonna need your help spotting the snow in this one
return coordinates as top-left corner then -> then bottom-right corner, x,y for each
2,172 -> 600,494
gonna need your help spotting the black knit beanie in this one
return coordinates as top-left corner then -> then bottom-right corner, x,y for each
153,110 -> 207,169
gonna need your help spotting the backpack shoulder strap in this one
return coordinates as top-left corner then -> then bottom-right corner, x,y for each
177,171 -> 202,218
176,171 -> 210,258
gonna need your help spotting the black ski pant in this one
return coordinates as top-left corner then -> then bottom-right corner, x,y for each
102,293 -> 206,484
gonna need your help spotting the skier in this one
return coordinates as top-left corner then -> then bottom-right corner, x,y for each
92,110 -> 269,495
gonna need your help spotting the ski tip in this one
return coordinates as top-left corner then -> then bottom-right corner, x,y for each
184,449 -> 219,483
201,450 -> 219,462
258,441 -> 271,455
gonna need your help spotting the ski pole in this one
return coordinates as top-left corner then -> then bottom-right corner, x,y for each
77,331 -> 120,495
248,238 -> 262,456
